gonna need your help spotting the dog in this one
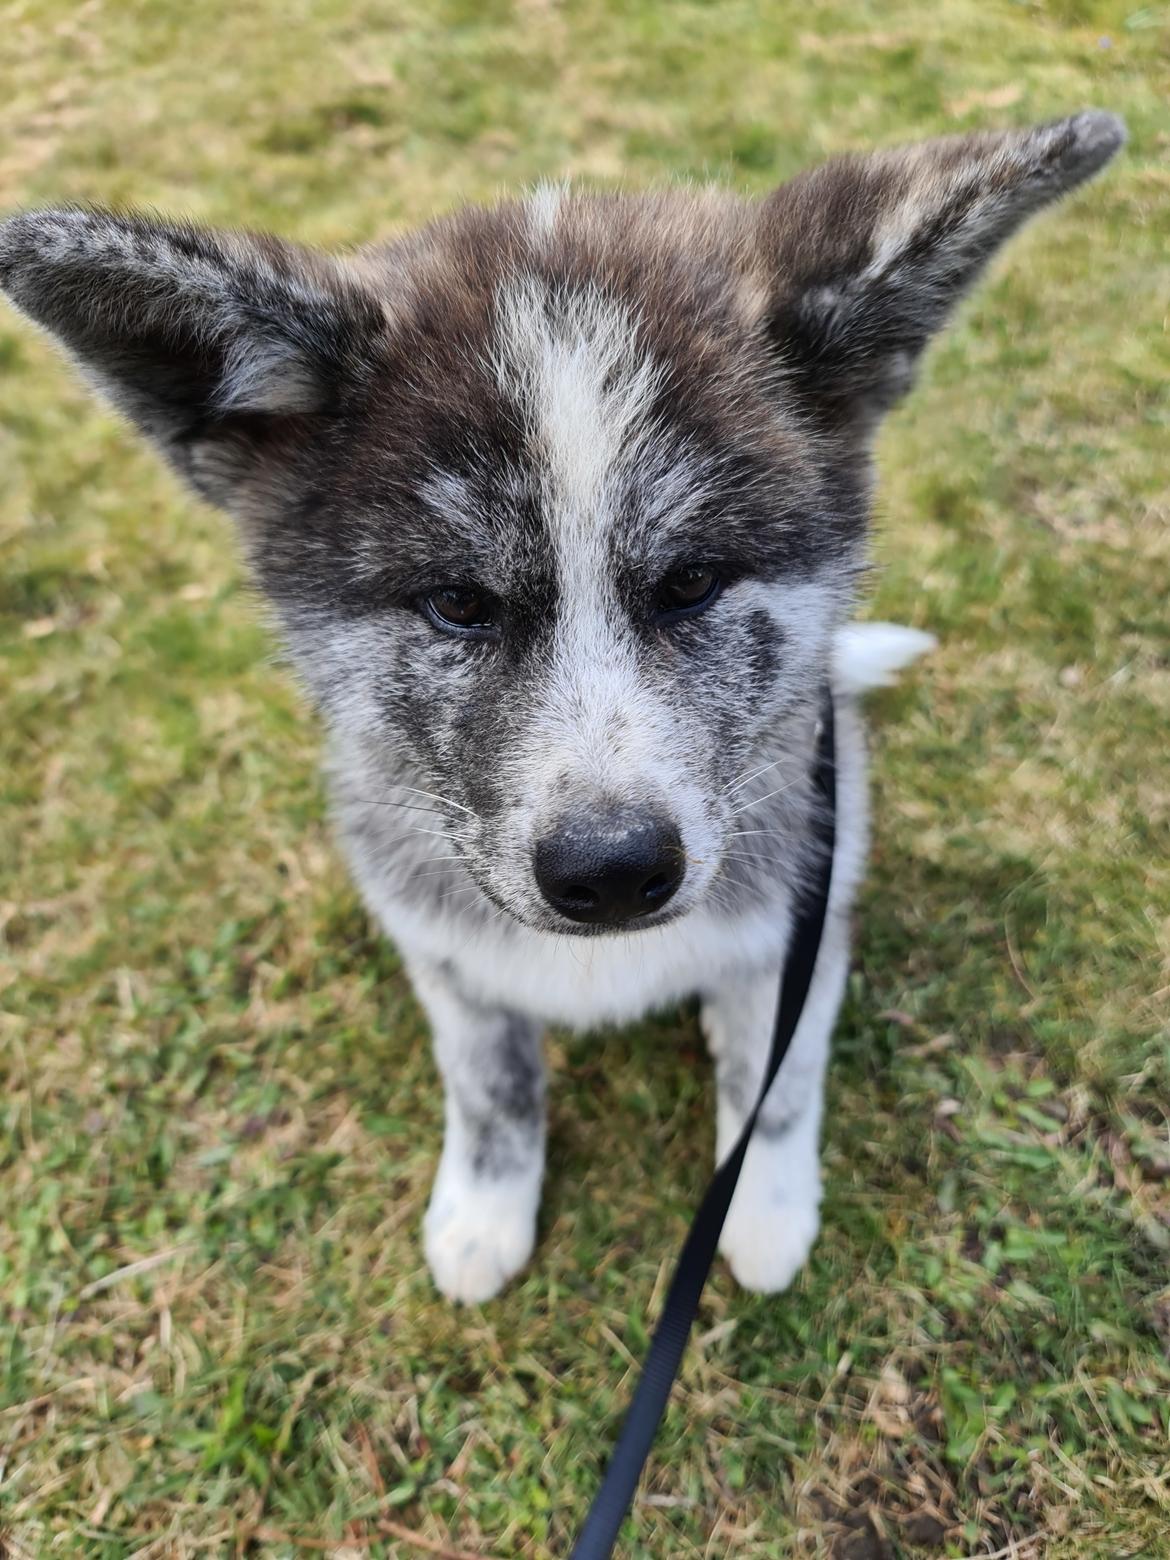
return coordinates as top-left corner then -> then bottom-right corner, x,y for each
0,111 -> 1123,1302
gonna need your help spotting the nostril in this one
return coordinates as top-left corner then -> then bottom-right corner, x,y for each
639,871 -> 674,903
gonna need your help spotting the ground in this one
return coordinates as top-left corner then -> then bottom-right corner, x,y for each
1,1 -> 1168,1556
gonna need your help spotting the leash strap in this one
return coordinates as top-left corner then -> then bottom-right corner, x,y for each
569,690 -> 837,1560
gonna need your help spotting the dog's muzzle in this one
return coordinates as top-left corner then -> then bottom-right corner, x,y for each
532,806 -> 685,926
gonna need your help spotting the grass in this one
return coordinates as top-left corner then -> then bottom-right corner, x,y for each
1,0 -> 1168,1555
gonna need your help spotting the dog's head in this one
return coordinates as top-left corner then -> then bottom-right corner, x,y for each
0,113 -> 1122,934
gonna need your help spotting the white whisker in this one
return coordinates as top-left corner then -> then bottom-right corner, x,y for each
730,777 -> 801,818
382,826 -> 456,848
349,797 -> 448,817
383,782 -> 479,820
721,754 -> 786,799
437,885 -> 484,903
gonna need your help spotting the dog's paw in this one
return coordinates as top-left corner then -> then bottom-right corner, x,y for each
423,1185 -> 537,1304
719,1186 -> 820,1295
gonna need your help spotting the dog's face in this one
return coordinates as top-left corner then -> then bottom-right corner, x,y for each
276,197 -> 865,934
0,113 -> 1122,933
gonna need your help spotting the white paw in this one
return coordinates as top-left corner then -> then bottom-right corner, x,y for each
424,1183 -> 537,1304
719,1182 -> 821,1294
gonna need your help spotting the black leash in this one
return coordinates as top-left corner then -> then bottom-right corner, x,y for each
570,690 -> 837,1559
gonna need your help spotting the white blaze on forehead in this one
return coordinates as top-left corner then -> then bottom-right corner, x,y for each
493,274 -> 662,538
493,274 -> 685,805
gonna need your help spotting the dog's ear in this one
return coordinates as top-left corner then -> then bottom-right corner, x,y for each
0,206 -> 385,508
757,111 -> 1124,435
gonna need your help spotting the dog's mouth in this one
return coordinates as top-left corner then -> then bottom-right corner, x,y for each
538,896 -> 690,938
470,868 -> 694,938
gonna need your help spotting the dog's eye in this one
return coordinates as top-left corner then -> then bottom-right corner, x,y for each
655,565 -> 721,619
423,588 -> 496,635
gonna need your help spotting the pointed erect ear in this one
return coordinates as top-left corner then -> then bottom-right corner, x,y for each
756,111 -> 1125,434
0,207 -> 385,506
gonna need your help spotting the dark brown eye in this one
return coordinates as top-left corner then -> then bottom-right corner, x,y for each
656,565 -> 720,618
424,588 -> 495,634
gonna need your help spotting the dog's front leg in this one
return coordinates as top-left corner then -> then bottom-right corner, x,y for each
701,927 -> 849,1294
409,960 -> 546,1303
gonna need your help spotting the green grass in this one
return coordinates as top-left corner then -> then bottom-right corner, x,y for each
1,2 -> 1168,1556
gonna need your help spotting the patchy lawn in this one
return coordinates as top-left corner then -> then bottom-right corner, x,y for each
1,1 -> 1167,1556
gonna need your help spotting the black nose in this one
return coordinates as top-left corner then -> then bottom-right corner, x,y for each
533,809 -> 685,925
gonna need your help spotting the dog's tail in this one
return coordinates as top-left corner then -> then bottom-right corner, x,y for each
831,621 -> 936,698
